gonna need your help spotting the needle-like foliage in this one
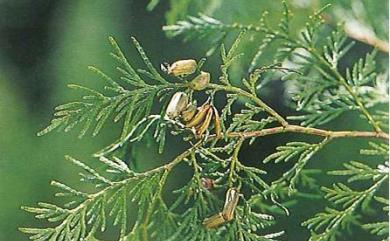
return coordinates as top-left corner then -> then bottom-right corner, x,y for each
22,2 -> 388,241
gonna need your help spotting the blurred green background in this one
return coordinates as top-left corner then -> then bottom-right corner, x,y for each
0,0 -> 388,240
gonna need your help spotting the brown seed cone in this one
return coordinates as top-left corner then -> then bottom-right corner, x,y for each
185,104 -> 211,128
167,59 -> 197,76
202,213 -> 226,229
181,104 -> 197,122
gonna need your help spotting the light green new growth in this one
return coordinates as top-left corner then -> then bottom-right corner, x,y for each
22,2 -> 388,241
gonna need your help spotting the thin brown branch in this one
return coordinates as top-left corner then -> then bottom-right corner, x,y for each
207,83 -> 387,141
321,13 -> 389,53
225,125 -> 389,140
344,26 -> 389,53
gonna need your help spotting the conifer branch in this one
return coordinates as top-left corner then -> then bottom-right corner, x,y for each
292,41 -> 383,133
20,145 -> 199,241
23,2 -> 388,241
225,125 -> 389,141
303,174 -> 388,240
208,83 -> 288,126
141,170 -> 169,241
207,80 -> 388,141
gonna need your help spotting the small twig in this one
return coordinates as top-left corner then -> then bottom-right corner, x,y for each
228,139 -> 244,187
272,137 -> 331,192
142,170 -> 169,241
208,83 -> 289,127
344,25 -> 389,53
225,10 -> 389,53
255,62 -> 303,75
59,143 -> 201,241
321,13 -> 389,53
208,82 -> 387,141
226,125 -> 389,141
94,114 -> 184,157
288,39 -> 383,133
221,15 -> 385,133
318,174 -> 388,237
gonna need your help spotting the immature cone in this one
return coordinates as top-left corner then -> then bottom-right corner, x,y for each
181,104 -> 197,122
222,188 -> 239,221
189,71 -> 210,90
201,177 -> 215,190
202,213 -> 225,229
168,59 -> 197,76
